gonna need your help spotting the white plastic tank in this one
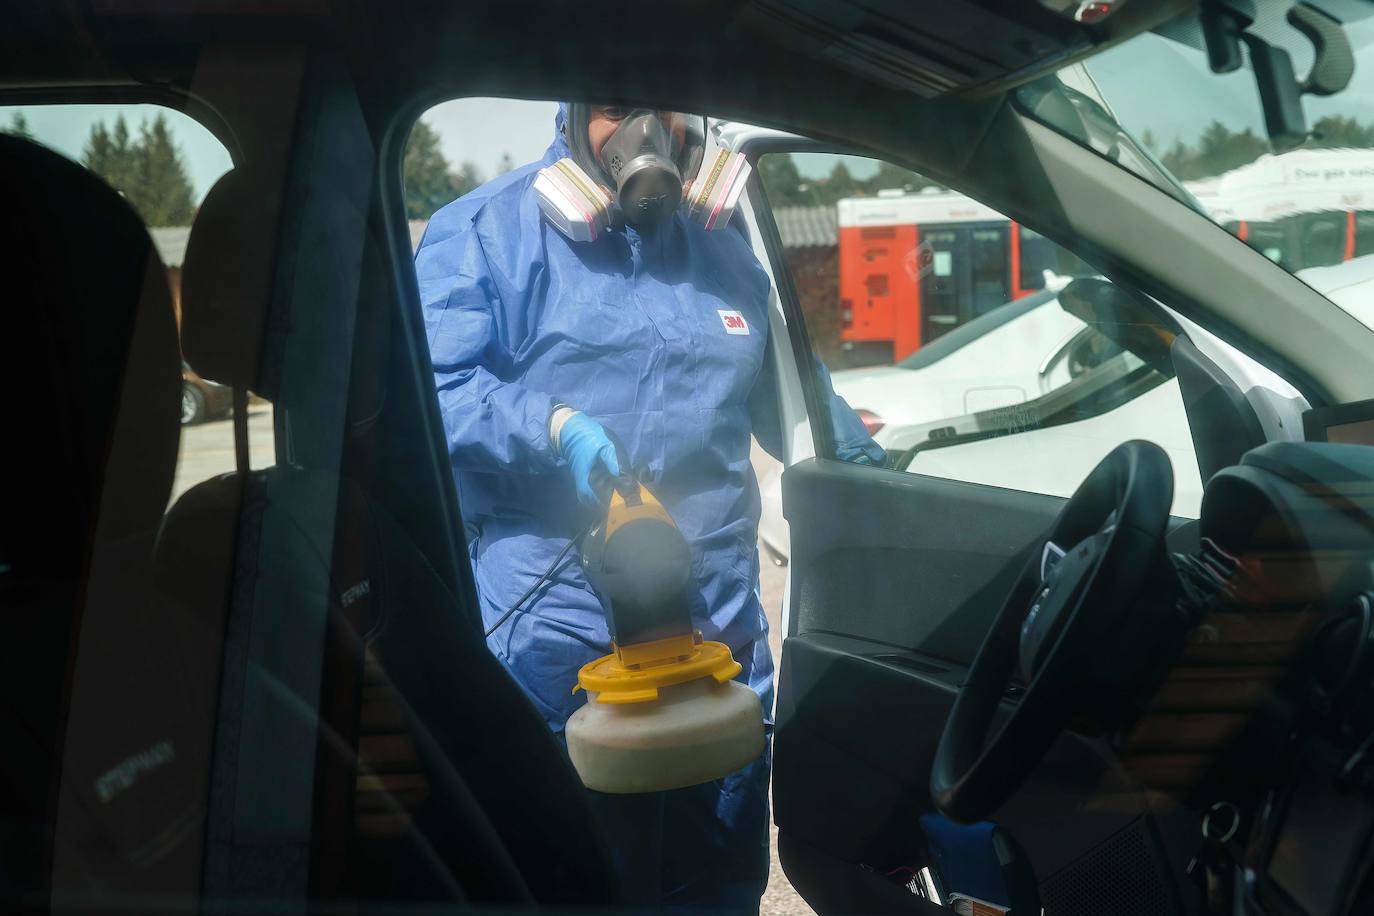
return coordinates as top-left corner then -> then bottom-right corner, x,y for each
566,642 -> 765,794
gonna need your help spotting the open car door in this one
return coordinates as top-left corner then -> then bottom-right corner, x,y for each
723,122 -> 1262,916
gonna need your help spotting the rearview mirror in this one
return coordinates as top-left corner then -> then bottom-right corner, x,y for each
1057,278 -> 1181,372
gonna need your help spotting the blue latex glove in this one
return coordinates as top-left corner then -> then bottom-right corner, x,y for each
559,412 -> 621,506
831,401 -> 888,467
841,444 -> 887,467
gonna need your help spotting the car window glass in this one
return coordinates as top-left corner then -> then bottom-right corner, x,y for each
1024,19 -> 1374,331
754,151 -> 1204,518
1,104 -> 268,500
1,97 -> 299,912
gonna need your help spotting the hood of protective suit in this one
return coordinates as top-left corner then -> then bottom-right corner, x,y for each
551,103 -> 572,160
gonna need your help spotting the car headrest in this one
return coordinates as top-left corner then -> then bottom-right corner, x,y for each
181,169 -> 278,397
0,135 -> 180,575
183,167 -> 393,440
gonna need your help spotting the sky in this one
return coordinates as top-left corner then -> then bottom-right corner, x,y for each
1084,23 -> 1374,150
423,97 -> 559,179
8,12 -> 1374,209
0,103 -> 232,201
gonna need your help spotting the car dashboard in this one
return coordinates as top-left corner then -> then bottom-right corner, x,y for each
1190,442 -> 1374,916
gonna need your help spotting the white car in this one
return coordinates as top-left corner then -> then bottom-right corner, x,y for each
1292,257 -> 1374,330
758,258 -> 1374,563
828,278 -> 1080,433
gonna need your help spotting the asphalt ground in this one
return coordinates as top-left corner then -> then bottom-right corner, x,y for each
752,449 -> 814,916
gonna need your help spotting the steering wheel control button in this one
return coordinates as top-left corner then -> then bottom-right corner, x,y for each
1020,586 -> 1053,680
1020,538 -> 1100,680
1202,800 -> 1240,844
1040,540 -> 1066,581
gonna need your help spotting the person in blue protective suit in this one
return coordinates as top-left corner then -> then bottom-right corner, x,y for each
415,103 -> 883,912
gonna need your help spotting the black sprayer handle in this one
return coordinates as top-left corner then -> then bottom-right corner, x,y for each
587,428 -> 639,506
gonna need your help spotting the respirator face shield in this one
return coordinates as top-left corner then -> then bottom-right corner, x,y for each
569,104 -> 706,229
535,103 -> 752,242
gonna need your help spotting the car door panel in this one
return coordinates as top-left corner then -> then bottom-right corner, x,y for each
783,458 -> 1058,662
775,457 -> 1202,903
774,635 -> 1148,882
775,457 -> 1054,877
774,633 -> 968,865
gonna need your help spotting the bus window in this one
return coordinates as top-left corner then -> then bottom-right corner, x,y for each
920,228 -> 960,342
971,226 -> 1009,317
1244,222 -> 1288,266
1356,212 -> 1374,258
1300,212 -> 1345,269
755,151 -> 1105,365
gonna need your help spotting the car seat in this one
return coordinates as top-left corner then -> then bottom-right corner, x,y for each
0,134 -> 213,910
160,168 -> 622,907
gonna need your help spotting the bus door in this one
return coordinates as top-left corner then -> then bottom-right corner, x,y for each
918,220 -> 1011,344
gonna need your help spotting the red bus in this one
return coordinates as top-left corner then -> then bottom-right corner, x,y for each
1228,211 -> 1374,268
837,150 -> 1374,366
836,191 -> 1081,364
1190,149 -> 1374,271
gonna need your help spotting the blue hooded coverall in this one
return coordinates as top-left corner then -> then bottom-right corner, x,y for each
416,108 -> 880,910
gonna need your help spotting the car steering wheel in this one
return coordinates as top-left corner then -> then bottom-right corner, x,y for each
930,440 -> 1175,824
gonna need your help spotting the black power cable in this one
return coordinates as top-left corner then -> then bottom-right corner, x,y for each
483,521 -> 595,639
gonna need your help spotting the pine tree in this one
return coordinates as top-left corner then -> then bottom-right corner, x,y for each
110,115 -> 133,191
755,154 -> 816,206
404,119 -> 464,219
83,114 -> 194,225
6,111 -> 32,140
863,160 -> 933,195
824,161 -> 861,200
454,160 -> 483,198
1195,121 -> 1269,177
1309,115 -> 1374,149
1161,138 -> 1194,178
83,121 -> 113,174
129,114 -> 195,225
83,115 -> 137,208
1151,117 -> 1374,182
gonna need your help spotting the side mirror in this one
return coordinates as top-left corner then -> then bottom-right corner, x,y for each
1057,278 -> 1181,372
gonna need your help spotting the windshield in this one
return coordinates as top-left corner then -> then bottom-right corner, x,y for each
1021,3 -> 1374,322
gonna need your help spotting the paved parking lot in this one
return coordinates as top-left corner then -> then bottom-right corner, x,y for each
171,405 -> 276,503
172,417 -> 810,913
759,563 -> 810,916
752,452 -> 813,916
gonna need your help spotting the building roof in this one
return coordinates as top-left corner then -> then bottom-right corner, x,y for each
773,205 -> 837,248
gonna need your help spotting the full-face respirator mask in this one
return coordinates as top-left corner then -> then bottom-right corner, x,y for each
534,104 -> 751,242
